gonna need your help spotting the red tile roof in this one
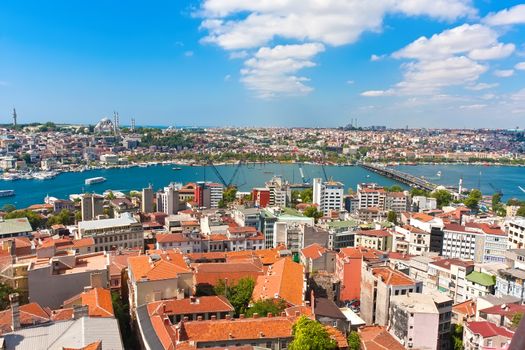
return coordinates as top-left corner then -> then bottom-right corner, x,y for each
301,243 -> 329,260
372,267 -> 416,286
466,321 -> 514,338
252,258 -> 304,306
147,296 -> 234,317
359,325 -> 405,350
479,303 -> 525,318
194,261 -> 264,286
453,300 -> 477,317
129,254 -> 190,282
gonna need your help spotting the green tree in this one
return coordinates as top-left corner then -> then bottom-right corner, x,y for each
223,186 -> 238,203
431,189 -> 453,208
5,210 -> 45,230
112,292 -> 138,349
0,283 -> 27,310
0,204 -> 16,213
214,277 -> 255,316
47,209 -> 75,227
246,298 -> 287,317
300,188 -> 313,203
512,312 -> 523,328
464,189 -> 482,210
303,206 -> 323,223
451,324 -> 463,350
492,192 -> 502,209
387,185 -> 403,192
347,331 -> 361,350
517,206 -> 525,217
387,211 -> 398,225
106,191 -> 116,200
410,188 -> 430,197
289,316 -> 337,350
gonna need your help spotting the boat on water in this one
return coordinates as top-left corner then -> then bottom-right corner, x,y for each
172,167 -> 182,170
2,173 -> 20,181
436,171 -> 442,177
85,176 -> 107,185
33,171 -> 58,180
0,190 -> 15,197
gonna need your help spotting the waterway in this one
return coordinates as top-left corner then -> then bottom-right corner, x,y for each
0,163 -> 524,209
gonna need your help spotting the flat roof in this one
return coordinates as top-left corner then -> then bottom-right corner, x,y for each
78,213 -> 137,231
0,217 -> 32,236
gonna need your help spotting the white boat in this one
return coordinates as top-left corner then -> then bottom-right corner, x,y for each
2,173 -> 20,181
437,171 -> 442,177
33,171 -> 58,180
85,176 -> 106,185
0,190 -> 15,197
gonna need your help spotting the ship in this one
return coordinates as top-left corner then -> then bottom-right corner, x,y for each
0,190 -> 15,197
85,176 -> 107,185
33,171 -> 58,180
437,171 -> 442,177
172,167 -> 182,170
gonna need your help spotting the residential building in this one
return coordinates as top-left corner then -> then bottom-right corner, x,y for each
127,251 -> 194,317
389,292 -> 452,350
313,297 -> 348,334
464,321 -> 513,350
141,186 -> 153,213
77,212 -> 143,252
325,220 -> 358,250
360,265 -> 422,326
412,196 -> 438,212
80,193 -> 104,221
355,229 -> 392,251
156,183 -> 181,215
394,224 -> 431,255
452,300 -> 477,326
28,252 -> 109,308
265,175 -> 290,207
506,218 -> 525,249
0,218 -> 32,239
359,325 -> 406,350
145,295 -> 234,323
195,181 -> 224,209
313,178 -> 344,215
252,187 -> 271,208
409,213 -> 445,254
465,271 -> 496,300
336,247 -> 385,303
385,191 -> 409,213
356,183 -> 386,210
427,258 -> 475,303
409,255 -> 435,291
478,303 -> 525,329
300,243 -> 336,274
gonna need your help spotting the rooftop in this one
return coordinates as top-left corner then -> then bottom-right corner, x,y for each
391,293 -> 439,314
0,217 -> 32,236
78,213 -> 138,231
359,325 -> 405,350
466,271 -> 495,287
466,321 -> 514,339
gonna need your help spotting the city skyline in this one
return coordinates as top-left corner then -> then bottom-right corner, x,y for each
1,1 -> 525,128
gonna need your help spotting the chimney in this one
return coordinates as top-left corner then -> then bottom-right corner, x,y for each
239,314 -> 245,319
295,311 -> 301,317
183,316 -> 189,322
197,315 -> 203,321
267,312 -> 273,318
73,304 -> 89,319
253,313 -> 259,319
90,271 -> 104,289
281,311 -> 286,317
9,293 -> 20,331
211,315 -> 217,321
225,314 -> 232,320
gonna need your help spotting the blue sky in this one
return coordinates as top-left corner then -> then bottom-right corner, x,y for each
1,1 -> 525,128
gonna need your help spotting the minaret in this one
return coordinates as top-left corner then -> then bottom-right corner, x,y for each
113,111 -> 120,135
12,108 -> 17,127
458,177 -> 463,195
131,118 -> 136,132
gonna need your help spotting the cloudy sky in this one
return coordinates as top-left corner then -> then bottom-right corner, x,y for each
1,1 -> 525,128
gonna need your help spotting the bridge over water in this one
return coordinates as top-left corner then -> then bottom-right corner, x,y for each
359,163 -> 438,191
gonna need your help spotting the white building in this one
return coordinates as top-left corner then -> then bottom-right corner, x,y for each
156,183 -> 181,215
356,183 -> 386,210
412,196 -> 437,212
265,175 -> 289,207
99,153 -> 119,165
506,217 -> 525,249
77,212 -> 144,252
313,178 -> 344,215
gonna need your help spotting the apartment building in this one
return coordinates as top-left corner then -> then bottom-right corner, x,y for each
195,181 -> 224,209
506,217 -> 525,249
389,292 -> 452,350
80,193 -> 104,221
360,265 -> 422,326
463,321 -> 514,350
313,178 -> 344,215
156,183 -> 181,215
141,186 -> 153,213
77,212 -> 144,252
495,249 -> 525,301
464,271 -> 495,300
357,183 -> 386,210
355,229 -> 392,251
427,258 -> 475,303
394,224 -> 431,255
265,175 -> 290,207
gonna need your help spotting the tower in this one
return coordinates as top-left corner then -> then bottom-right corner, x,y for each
131,117 -> 136,132
113,111 -> 120,135
458,177 -> 463,195
12,108 -> 17,127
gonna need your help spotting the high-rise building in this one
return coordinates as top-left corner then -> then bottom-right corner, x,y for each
156,183 -> 181,215
142,186 -> 153,213
265,176 -> 289,207
195,182 -> 224,209
80,194 -> 104,221
357,183 -> 386,210
313,178 -> 344,215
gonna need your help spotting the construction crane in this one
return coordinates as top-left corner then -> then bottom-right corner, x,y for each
489,183 -> 503,196
206,159 -> 245,188
321,163 -> 328,181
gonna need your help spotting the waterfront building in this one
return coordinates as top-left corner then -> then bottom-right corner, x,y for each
99,153 -> 118,165
313,178 -> 344,215
80,193 -> 104,221
389,292 -> 452,350
360,265 -> 422,326
77,212 -> 143,252
141,186 -> 153,213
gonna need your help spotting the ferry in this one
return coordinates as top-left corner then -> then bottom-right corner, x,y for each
172,167 -> 182,171
33,171 -> 58,180
85,176 -> 107,185
0,190 -> 15,197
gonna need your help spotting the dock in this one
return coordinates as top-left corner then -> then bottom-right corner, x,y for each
359,163 -> 438,191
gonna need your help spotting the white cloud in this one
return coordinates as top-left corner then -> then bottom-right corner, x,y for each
361,89 -> 394,97
346,80 -> 355,85
468,43 -> 515,60
481,93 -> 495,100
199,0 -> 475,97
466,82 -> 499,91
229,51 -> 248,59
370,54 -> 385,62
460,104 -> 487,110
184,50 -> 194,57
493,69 -> 514,78
511,88 -> 525,101
224,74 -> 231,81
240,43 -> 325,98
484,4 -> 525,26
515,62 -> 525,70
